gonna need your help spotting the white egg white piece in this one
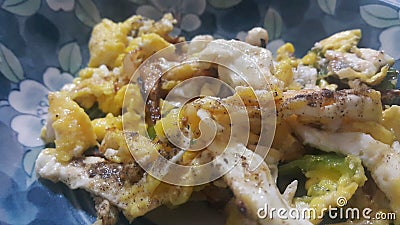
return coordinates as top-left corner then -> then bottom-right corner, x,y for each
291,122 -> 400,222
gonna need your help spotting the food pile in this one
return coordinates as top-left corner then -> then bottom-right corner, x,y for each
36,14 -> 400,225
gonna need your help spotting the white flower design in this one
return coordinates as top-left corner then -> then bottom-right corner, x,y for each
136,0 -> 206,33
9,67 -> 73,147
380,26 -> 400,60
46,0 -> 75,11
236,31 -> 247,41
359,4 -> 400,60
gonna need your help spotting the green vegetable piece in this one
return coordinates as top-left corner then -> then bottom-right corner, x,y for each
375,67 -> 399,90
279,153 -> 367,221
84,103 -> 106,120
147,125 -> 156,140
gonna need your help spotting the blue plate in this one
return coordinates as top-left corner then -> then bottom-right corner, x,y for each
0,0 -> 399,224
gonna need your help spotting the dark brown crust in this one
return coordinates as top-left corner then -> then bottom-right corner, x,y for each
70,156 -> 145,187
87,161 -> 144,186
280,88 -> 380,109
137,61 -> 163,125
140,62 -> 219,125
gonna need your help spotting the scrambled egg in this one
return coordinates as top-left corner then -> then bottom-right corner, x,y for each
46,92 -> 97,162
36,12 -> 400,225
42,14 -> 177,164
88,14 -> 176,68
382,105 -> 400,141
315,29 -> 361,53
281,154 -> 367,223
92,113 -> 122,141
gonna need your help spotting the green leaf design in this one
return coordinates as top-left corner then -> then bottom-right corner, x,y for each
58,42 -> 82,75
360,4 -> 400,28
1,0 -> 40,16
207,0 -> 241,9
128,0 -> 147,4
75,0 -> 101,27
264,8 -> 283,40
0,43 -> 24,83
0,100 -> 9,107
317,0 -> 336,15
22,148 -> 41,177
